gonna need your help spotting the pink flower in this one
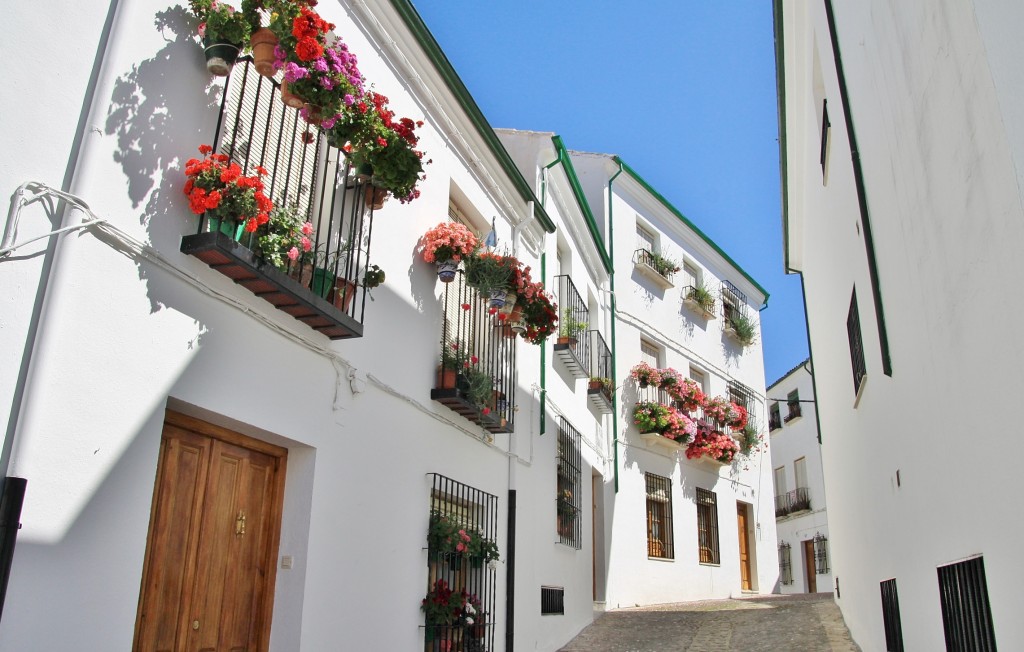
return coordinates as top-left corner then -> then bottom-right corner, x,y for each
301,221 -> 313,235
287,247 -> 299,261
301,236 -> 312,251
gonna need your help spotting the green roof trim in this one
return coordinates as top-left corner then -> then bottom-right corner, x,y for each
612,157 -> 770,305
387,1 -> 555,233
773,0 -> 792,273
551,135 -> 612,273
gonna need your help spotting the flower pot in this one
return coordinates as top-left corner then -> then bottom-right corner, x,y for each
203,38 -> 240,76
488,290 -> 508,310
279,80 -> 304,109
249,28 -> 278,77
312,268 -> 358,312
355,162 -> 374,181
437,366 -> 459,389
326,124 -> 357,149
301,104 -> 323,126
556,336 -> 578,347
588,380 -> 603,391
436,260 -> 458,283
206,216 -> 244,241
365,185 -> 387,210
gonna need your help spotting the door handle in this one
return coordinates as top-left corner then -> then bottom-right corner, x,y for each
235,510 -> 246,536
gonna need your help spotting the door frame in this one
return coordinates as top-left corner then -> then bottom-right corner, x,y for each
736,502 -> 754,591
133,410 -> 288,651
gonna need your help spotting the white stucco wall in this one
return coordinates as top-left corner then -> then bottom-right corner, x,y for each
780,0 -> 1024,649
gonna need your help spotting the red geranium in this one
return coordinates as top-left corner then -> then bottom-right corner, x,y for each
182,144 -> 272,229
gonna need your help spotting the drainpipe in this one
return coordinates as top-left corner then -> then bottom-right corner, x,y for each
607,163 -> 624,493
538,156 -> 560,437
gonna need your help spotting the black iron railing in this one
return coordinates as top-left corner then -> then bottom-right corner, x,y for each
554,275 -> 590,378
785,403 -> 802,422
848,289 -> 867,396
182,59 -> 377,338
720,279 -> 747,325
633,248 -> 676,283
557,418 -> 582,549
880,578 -> 905,652
774,487 -> 811,518
431,271 -> 517,433
813,533 -> 830,574
682,284 -> 716,316
779,542 -> 793,585
425,474 -> 498,652
587,331 -> 613,412
646,473 -> 675,559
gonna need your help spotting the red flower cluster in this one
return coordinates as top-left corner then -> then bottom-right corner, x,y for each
291,7 -> 333,62
183,144 -> 272,232
519,290 -> 558,345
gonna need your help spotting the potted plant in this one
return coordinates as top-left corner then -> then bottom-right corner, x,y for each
702,395 -> 731,426
658,367 -> 683,390
663,407 -> 697,442
648,252 -> 680,278
725,312 -> 757,346
557,308 -> 587,346
188,0 -> 251,76
738,422 -> 761,456
438,340 -> 473,389
633,401 -> 670,434
685,422 -> 740,464
362,264 -> 385,289
685,282 -> 716,316
667,378 -> 705,413
464,252 -> 515,307
629,362 -> 662,388
464,364 -> 494,413
421,579 -> 472,645
588,377 -> 612,393
183,144 -> 272,239
256,203 -> 313,270
419,221 -> 479,282
518,289 -> 558,345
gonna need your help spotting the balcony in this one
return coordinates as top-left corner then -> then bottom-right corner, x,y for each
785,404 -> 802,423
586,331 -> 613,414
553,275 -> 590,379
181,60 -> 378,339
633,248 -> 676,289
774,487 -> 811,518
431,271 -> 516,433
682,285 -> 717,320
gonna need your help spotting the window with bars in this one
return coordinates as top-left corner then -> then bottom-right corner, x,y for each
813,533 -> 830,574
645,474 -> 674,559
540,586 -> 565,616
880,578 -> 905,652
848,289 -> 867,397
779,542 -> 793,585
696,488 -> 720,565
425,474 -> 498,652
728,382 -> 754,414
557,418 -> 582,549
769,402 -> 782,431
937,556 -> 996,652
785,390 -> 801,421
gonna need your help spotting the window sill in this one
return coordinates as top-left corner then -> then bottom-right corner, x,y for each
783,414 -> 802,425
698,562 -> 721,568
647,555 -> 675,562
634,261 -> 675,290
682,297 -> 716,320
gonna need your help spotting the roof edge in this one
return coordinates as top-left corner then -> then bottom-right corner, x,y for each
551,135 -> 612,273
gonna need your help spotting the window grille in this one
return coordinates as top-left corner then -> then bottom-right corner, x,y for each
554,275 -> 591,378
696,488 -> 719,565
728,382 -> 755,414
557,418 -> 582,549
425,474 -> 498,652
785,390 -> 802,421
848,289 -> 867,396
813,533 -> 830,574
937,556 -> 996,652
769,403 -> 782,431
880,578 -> 905,652
645,474 -> 674,559
540,586 -> 565,616
720,280 -> 747,324
779,542 -> 793,585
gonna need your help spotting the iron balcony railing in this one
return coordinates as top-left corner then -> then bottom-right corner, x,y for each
431,271 -> 517,433
587,331 -> 613,413
721,279 -> 747,326
633,248 -> 676,283
553,275 -> 590,379
180,59 -> 377,339
774,487 -> 811,518
682,285 -> 716,317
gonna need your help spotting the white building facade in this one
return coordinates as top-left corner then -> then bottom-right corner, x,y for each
0,1 -> 775,650
776,0 -> 1024,649
767,360 -> 832,596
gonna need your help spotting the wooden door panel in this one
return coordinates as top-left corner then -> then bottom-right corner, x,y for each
135,426 -> 212,652
804,540 -> 817,593
737,504 -> 751,590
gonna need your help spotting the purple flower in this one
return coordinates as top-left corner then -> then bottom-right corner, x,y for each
321,114 -> 340,130
320,76 -> 336,90
283,62 -> 310,83
311,58 -> 329,73
343,94 -> 355,106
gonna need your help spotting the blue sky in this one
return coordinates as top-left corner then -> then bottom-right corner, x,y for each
412,1 -> 807,385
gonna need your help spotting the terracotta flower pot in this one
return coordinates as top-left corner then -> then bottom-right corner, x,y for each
365,186 -> 387,210
436,367 -> 458,389
249,28 -> 279,77
279,80 -> 304,109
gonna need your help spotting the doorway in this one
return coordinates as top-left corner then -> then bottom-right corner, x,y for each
133,411 -> 287,651
803,539 -> 817,593
736,502 -> 753,591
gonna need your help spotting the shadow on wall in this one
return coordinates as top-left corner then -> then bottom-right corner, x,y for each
103,5 -> 223,318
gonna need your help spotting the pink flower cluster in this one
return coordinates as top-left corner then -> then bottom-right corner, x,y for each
419,221 -> 479,263
663,407 -> 697,442
629,362 -> 662,387
685,424 -> 740,464
669,378 -> 705,412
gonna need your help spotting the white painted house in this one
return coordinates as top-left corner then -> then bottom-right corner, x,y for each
767,359 -> 832,596
0,1 -> 776,650
776,0 -> 1024,649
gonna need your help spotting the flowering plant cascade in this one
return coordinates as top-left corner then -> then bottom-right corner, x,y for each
633,401 -> 671,434
518,288 -> 558,345
184,144 -> 272,232
422,579 -> 480,632
658,367 -> 683,389
190,0 -> 251,45
419,222 -> 479,264
668,378 -> 705,413
630,362 -> 662,388
663,407 -> 697,442
702,395 -> 731,425
686,423 -> 739,464
725,402 -> 748,430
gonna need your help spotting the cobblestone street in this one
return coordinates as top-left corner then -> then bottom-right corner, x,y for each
559,593 -> 860,652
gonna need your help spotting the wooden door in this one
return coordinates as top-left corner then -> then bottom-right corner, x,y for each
804,540 -> 817,593
134,412 -> 287,652
736,503 -> 752,591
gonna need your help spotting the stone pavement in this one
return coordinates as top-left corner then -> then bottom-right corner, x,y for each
559,593 -> 860,652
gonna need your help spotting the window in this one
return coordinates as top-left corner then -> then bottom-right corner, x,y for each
636,224 -> 656,253
794,457 -> 808,491
880,579 -> 905,652
640,339 -> 660,368
773,466 -> 787,496
779,543 -> 793,585
769,403 -> 782,431
848,289 -> 867,397
720,280 -> 746,324
785,390 -> 801,422
689,367 -> 706,392
813,533 -> 829,574
681,261 -> 699,289
557,418 -> 582,549
645,473 -> 674,559
696,488 -> 719,565
937,556 -> 996,652
540,586 -> 565,616
728,382 -> 754,414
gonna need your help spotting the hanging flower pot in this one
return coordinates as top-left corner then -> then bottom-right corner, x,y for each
436,260 -> 458,282
488,289 -> 508,310
203,38 -> 241,77
301,104 -> 323,126
365,185 -> 387,210
249,28 -> 278,77
279,80 -> 304,109
508,303 -> 527,333
355,162 -> 374,181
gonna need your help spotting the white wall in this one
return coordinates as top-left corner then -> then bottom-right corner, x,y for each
781,0 -> 1024,649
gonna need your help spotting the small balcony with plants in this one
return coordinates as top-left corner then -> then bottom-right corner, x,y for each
721,281 -> 757,347
586,331 -> 614,414
775,487 -> 811,519
682,282 -> 717,320
632,248 -> 679,289
179,1 -> 429,339
553,275 -> 590,379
